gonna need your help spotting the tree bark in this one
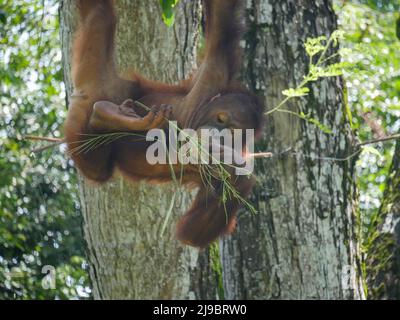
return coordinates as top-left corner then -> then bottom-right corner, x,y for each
367,140 -> 400,299
60,0 -> 219,299
220,0 -> 364,299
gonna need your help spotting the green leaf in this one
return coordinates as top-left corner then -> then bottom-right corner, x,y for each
331,30 -> 345,46
304,36 -> 327,57
321,62 -> 352,76
305,65 -> 324,81
282,87 -> 310,97
160,0 -> 180,27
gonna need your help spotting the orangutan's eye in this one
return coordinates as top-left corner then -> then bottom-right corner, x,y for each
216,112 -> 229,124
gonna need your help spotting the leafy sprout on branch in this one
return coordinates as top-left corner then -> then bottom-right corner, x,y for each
266,30 -> 353,134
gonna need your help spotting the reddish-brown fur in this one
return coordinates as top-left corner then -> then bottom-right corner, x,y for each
64,0 -> 264,247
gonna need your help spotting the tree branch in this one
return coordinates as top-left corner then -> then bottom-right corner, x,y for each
356,133 -> 400,148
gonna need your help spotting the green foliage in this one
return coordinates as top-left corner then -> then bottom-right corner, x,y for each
0,0 -> 91,299
336,0 -> 400,244
357,0 -> 399,12
266,1 -> 400,260
159,0 -> 180,27
304,36 -> 327,57
282,87 -> 310,98
268,30 -> 352,134
1,0 -> 398,300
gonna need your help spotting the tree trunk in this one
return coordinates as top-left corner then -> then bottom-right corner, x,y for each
60,0 -> 219,300
220,0 -> 364,299
366,140 -> 400,299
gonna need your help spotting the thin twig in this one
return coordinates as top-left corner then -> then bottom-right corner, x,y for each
25,135 -> 65,154
248,152 -> 274,158
31,141 -> 64,153
271,133 -> 400,163
356,133 -> 400,147
291,149 -> 363,162
25,135 -> 64,143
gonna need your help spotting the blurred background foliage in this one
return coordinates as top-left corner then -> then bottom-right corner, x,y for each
0,0 -> 399,299
335,0 -> 400,248
0,0 -> 90,299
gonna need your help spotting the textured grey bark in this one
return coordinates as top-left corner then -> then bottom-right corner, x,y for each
366,141 -> 400,299
220,0 -> 364,299
60,0 -> 219,299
